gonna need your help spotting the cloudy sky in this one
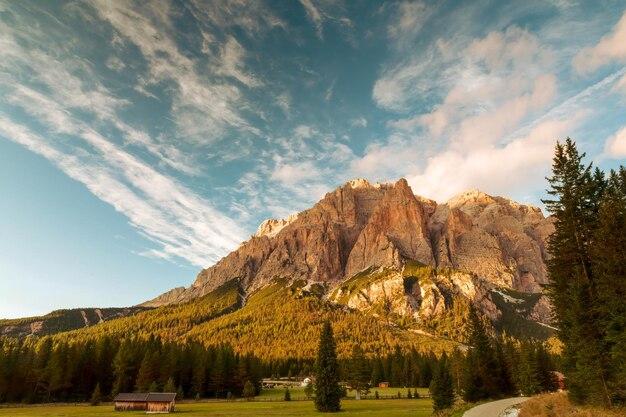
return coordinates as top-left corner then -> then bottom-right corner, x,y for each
1,0 -> 626,318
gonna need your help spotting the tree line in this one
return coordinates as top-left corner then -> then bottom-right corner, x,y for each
543,139 -> 625,407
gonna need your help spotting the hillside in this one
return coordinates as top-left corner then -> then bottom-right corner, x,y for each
0,307 -> 147,339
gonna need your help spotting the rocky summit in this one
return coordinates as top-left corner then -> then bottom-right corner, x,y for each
144,178 -> 555,329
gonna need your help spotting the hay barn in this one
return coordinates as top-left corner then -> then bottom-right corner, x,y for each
114,392 -> 176,413
114,393 -> 148,411
146,392 -> 176,413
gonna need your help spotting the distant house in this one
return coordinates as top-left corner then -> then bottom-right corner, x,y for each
378,382 -> 389,388
551,371 -> 566,391
114,392 -> 176,413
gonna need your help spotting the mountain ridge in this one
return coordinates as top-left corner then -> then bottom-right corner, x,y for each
147,179 -> 553,316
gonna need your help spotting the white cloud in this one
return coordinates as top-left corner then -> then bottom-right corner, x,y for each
106,56 -> 126,71
612,72 -> 626,94
573,11 -> 626,74
374,26 -> 551,112
299,0 -> 324,39
216,36 -> 263,87
406,116 -> 582,202
350,117 -> 367,127
271,160 -> 321,185
187,0 -> 287,37
276,92 -> 291,114
91,1 -> 259,141
604,126 -> 626,158
294,125 -> 316,139
387,1 -> 430,46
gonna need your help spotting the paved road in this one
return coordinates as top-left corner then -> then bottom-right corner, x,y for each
463,397 -> 528,417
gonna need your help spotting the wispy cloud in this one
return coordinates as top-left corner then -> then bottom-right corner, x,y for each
299,0 -> 324,39
573,11 -> 626,74
0,110 -> 246,267
91,1 -> 260,142
350,117 -> 367,127
0,2 -> 250,267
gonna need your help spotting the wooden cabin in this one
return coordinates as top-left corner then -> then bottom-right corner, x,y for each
114,392 -> 176,413
378,382 -> 389,388
114,393 -> 149,411
146,393 -> 176,413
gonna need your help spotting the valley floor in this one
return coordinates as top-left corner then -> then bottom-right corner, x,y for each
0,398 -> 432,417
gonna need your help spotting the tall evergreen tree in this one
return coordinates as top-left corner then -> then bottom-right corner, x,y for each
163,377 -> 176,393
135,352 -> 155,392
429,358 -> 455,412
347,344 -> 370,400
314,321 -> 341,412
543,139 -> 611,406
591,168 -> 626,404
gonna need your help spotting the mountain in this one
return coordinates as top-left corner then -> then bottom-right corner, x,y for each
144,178 -> 554,333
2,178 -> 556,354
0,307 -> 148,338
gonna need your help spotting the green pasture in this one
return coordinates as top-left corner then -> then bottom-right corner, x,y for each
0,397 -> 433,417
258,386 -> 430,399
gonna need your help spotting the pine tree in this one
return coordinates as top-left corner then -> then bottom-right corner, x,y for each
163,377 -> 176,393
243,380 -> 255,400
461,306 -> 501,401
284,387 -> 291,401
135,352 -> 154,392
148,380 -> 158,393
591,168 -> 626,404
314,321 -> 341,412
371,359 -> 383,387
347,344 -> 370,400
430,359 -> 455,412
543,139 -> 612,406
518,341 -> 541,396
90,383 -> 102,406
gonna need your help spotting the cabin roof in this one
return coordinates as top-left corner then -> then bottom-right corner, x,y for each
114,393 -> 149,402
147,393 -> 177,402
114,392 -> 176,402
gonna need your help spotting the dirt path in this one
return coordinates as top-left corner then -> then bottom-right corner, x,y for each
463,397 -> 528,417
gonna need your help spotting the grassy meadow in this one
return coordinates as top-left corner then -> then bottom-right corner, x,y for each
0,397 -> 433,417
258,386 -> 430,399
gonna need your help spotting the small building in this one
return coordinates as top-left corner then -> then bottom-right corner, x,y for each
378,382 -> 389,388
114,392 -> 176,413
114,393 -> 148,411
146,393 -> 176,413
551,371 -> 566,391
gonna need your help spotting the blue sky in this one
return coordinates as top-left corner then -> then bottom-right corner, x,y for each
1,0 -> 626,319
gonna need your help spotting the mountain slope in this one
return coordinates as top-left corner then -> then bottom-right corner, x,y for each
0,307 -> 147,338
146,178 -> 554,329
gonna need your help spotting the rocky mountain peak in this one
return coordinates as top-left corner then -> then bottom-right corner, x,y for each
255,213 -> 300,238
153,178 -> 554,325
446,188 -> 496,208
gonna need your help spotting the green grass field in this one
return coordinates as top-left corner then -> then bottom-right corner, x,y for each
258,386 -> 430,399
0,398 -> 433,417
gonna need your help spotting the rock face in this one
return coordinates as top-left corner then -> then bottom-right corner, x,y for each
157,178 -> 554,325
430,189 -> 553,292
